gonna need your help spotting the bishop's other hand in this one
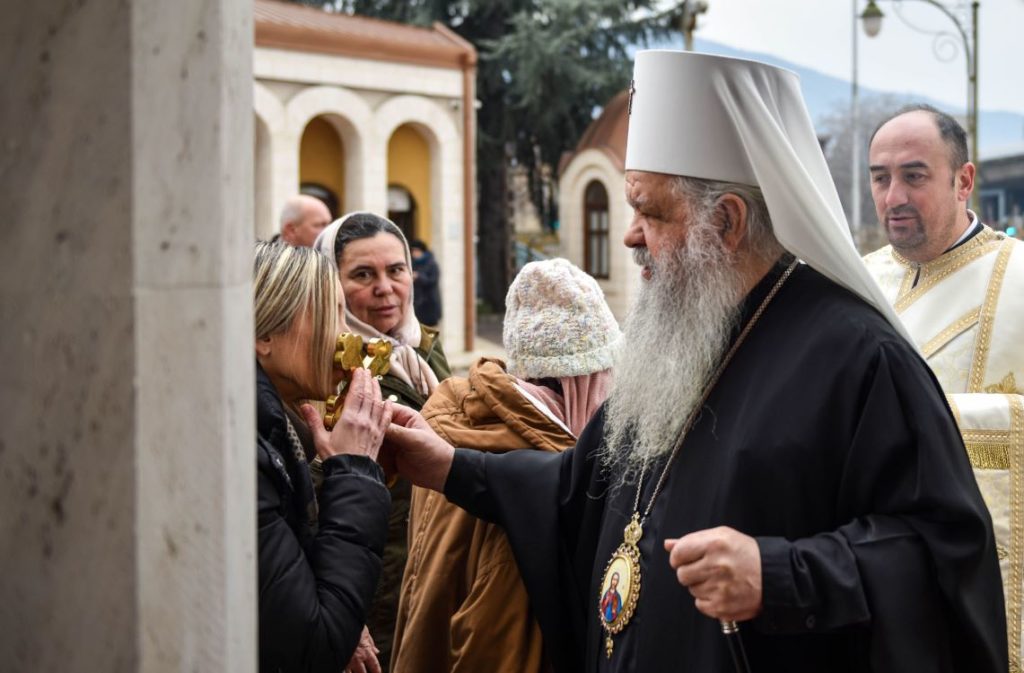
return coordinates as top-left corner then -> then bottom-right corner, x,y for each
664,526 -> 763,622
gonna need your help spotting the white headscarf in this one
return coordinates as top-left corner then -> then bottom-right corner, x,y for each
314,212 -> 440,397
625,50 -> 911,343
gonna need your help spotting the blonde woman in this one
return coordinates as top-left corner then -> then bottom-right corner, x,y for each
253,240 -> 392,673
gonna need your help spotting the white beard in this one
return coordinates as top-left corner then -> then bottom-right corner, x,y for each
600,212 -> 746,489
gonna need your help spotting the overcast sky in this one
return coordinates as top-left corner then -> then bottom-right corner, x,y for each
691,0 -> 1020,114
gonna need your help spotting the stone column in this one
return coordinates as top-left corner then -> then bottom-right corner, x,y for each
0,1 -> 256,671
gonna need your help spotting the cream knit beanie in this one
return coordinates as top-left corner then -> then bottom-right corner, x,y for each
503,258 -> 622,380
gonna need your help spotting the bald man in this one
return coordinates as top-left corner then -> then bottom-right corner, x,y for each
279,195 -> 331,248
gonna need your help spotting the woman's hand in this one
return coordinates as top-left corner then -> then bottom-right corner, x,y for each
300,368 -> 392,462
345,626 -> 380,673
380,404 -> 455,492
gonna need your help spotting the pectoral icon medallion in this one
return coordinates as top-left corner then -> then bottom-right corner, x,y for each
598,513 -> 643,657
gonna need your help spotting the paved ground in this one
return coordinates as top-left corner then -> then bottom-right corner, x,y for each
446,312 -> 506,377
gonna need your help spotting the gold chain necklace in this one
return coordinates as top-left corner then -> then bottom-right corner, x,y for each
599,260 -> 798,658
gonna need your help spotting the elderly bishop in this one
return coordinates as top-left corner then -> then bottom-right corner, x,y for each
385,52 -> 1007,673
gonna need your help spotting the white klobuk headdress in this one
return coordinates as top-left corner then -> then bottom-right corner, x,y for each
625,50 -> 909,342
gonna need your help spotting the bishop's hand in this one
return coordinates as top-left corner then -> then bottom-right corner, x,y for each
381,403 -> 454,492
664,526 -> 763,622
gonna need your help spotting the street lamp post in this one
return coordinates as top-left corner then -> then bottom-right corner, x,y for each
679,0 -> 709,51
860,0 -> 980,210
851,0 -> 863,236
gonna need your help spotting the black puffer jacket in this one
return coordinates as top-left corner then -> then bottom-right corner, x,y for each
256,364 -> 390,673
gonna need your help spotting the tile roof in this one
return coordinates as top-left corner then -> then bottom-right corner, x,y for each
255,0 -> 475,69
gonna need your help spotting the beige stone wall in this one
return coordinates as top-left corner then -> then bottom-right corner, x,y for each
0,1 -> 256,670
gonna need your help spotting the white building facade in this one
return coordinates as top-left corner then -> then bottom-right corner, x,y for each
557,90 -> 639,321
254,0 -> 477,352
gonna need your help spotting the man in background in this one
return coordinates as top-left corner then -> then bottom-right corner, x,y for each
278,194 -> 331,247
410,240 -> 441,327
863,104 -> 1024,668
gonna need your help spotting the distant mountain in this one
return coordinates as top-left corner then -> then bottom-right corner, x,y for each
638,36 -> 1024,156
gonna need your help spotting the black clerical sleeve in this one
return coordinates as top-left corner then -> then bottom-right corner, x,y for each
445,413 -> 612,673
754,338 -> 1006,672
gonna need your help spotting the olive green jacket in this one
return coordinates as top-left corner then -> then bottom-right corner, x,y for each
366,324 -> 451,673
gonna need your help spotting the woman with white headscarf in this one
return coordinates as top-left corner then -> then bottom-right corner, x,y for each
314,212 -> 451,673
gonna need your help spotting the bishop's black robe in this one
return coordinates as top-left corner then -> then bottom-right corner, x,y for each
444,262 -> 1007,673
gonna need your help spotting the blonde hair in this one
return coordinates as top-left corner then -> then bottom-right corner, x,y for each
253,241 -> 338,399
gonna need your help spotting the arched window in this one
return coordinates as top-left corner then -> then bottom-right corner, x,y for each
584,180 -> 610,279
387,184 -> 417,243
387,124 -> 431,243
299,116 -> 345,216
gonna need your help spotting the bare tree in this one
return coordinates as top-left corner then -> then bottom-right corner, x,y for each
819,94 -> 914,252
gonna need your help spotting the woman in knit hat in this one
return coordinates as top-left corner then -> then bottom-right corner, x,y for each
313,212 -> 452,673
390,257 -> 622,673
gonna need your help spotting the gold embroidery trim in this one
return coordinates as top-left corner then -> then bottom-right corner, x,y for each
1009,396 -> 1023,673
963,434 -> 1011,470
987,373 -> 1020,395
892,229 -> 1000,312
964,430 -> 1015,442
968,239 -> 1014,392
963,425 -> 1011,470
960,395 -> 1023,668
921,307 -> 981,359
898,264 -> 916,298
948,395 -> 962,428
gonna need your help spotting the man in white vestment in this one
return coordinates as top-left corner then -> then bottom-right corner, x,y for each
863,104 -> 1024,668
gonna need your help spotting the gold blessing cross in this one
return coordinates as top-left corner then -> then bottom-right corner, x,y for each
323,333 -> 392,430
